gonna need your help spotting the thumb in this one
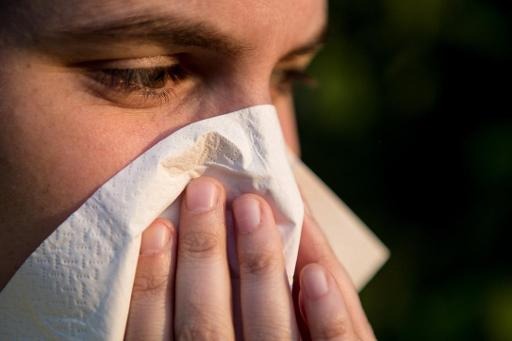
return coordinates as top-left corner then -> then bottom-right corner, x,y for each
125,219 -> 176,341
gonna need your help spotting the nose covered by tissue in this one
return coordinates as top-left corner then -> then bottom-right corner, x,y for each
0,105 -> 304,340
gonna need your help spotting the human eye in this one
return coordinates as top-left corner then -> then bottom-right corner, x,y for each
271,68 -> 318,94
81,56 -> 192,109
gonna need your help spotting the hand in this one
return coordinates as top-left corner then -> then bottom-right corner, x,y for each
124,176 -> 375,340
294,207 -> 377,340
124,176 -> 296,340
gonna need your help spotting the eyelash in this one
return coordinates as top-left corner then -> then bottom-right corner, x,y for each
272,69 -> 318,92
90,64 -> 188,103
90,64 -> 316,106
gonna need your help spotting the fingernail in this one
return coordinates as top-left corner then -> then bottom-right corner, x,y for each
141,221 -> 170,255
234,196 -> 261,233
302,264 -> 329,299
186,178 -> 218,213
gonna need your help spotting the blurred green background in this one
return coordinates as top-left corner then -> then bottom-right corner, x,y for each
294,0 -> 512,340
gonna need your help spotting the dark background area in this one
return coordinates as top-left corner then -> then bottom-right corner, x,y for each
295,0 -> 512,340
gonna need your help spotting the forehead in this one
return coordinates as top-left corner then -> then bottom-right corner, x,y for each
27,0 -> 327,58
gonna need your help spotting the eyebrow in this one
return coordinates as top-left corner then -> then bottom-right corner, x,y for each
44,14 -> 250,56
40,13 -> 327,61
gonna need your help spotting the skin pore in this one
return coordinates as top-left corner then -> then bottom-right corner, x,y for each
0,0 -> 327,289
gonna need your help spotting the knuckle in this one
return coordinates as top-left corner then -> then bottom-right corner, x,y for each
315,315 -> 351,340
176,321 -> 229,341
132,272 -> 168,297
250,324 -> 293,340
180,230 -> 220,259
239,248 -> 280,276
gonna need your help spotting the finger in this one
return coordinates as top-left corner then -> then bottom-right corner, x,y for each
301,263 -> 357,341
174,177 -> 235,340
233,194 -> 299,340
295,212 -> 376,341
125,219 -> 176,341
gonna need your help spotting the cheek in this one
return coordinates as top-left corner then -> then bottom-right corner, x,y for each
0,63 -> 188,281
1,103 -> 144,218
273,93 -> 300,156
0,70 -> 179,227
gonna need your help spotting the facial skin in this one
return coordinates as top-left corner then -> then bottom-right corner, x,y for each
0,0 -> 327,289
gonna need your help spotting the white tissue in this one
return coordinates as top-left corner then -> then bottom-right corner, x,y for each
0,105 -> 304,340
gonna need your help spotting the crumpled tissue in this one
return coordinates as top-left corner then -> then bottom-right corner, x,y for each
0,104 -> 303,340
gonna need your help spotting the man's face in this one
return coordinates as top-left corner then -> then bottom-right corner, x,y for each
0,0 -> 326,271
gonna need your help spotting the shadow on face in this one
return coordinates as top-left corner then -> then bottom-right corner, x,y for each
0,0 -> 327,287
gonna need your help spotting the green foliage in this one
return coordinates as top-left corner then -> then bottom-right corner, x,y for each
296,0 -> 511,339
